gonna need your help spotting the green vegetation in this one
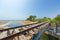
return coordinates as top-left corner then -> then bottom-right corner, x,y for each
39,33 -> 49,40
26,14 -> 60,26
39,33 -> 59,40
27,15 -> 36,22
26,15 -> 51,22
26,14 -> 60,40
54,15 -> 60,26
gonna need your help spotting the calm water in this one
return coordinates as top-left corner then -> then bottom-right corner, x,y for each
7,21 -> 23,27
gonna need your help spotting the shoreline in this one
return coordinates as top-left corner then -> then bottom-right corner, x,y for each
0,20 -> 34,25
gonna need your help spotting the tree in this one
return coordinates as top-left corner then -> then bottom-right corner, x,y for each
42,17 -> 51,22
54,14 -> 60,26
26,15 -> 36,22
55,14 -> 60,21
26,15 -> 51,22
35,18 -> 43,22
50,19 -> 56,23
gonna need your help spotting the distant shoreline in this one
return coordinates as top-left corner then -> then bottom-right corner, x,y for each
0,20 -> 34,27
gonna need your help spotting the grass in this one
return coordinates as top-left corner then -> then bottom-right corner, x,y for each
38,33 -> 49,40
38,33 -> 59,40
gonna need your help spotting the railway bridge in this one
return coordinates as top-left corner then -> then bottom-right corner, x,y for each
0,21 -> 57,40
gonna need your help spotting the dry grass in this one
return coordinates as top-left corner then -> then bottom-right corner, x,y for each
0,20 -> 8,25
0,20 -> 34,25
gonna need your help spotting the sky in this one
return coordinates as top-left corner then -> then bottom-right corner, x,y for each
0,0 -> 60,20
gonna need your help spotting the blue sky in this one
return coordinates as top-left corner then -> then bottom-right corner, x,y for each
0,0 -> 60,20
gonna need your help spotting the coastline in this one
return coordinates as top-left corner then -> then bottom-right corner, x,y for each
0,20 -> 35,25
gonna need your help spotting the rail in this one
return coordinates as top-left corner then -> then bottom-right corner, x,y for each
0,21 -> 50,40
0,21 -> 47,32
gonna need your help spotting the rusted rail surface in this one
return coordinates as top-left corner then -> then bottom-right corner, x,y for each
0,22 -> 39,32
0,22 -> 50,40
0,21 -> 47,32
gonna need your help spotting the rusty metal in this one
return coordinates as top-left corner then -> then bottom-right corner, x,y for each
0,22 -> 50,40
0,22 -> 39,32
0,22 -> 48,32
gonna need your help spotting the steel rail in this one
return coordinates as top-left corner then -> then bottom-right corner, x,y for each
0,22 -> 50,40
0,21 -> 48,32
